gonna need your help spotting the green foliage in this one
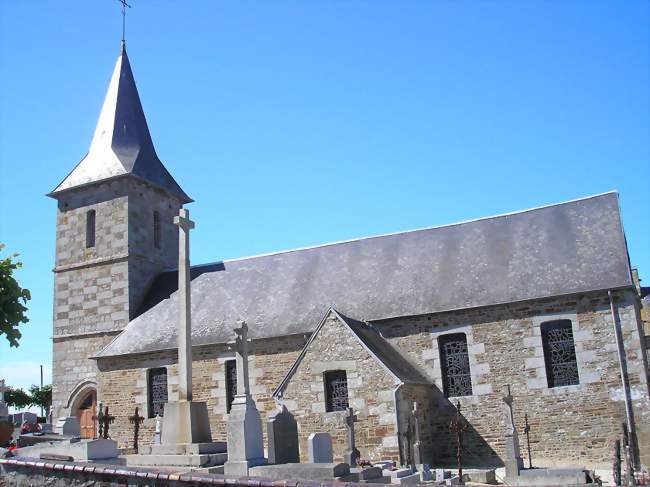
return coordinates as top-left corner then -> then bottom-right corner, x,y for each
5,387 -> 32,409
28,384 -> 52,411
0,243 -> 31,347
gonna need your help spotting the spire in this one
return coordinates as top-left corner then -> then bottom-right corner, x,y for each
49,45 -> 192,203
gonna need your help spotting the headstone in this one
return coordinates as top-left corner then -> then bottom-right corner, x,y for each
344,407 -> 360,467
308,432 -> 333,463
224,321 -> 266,476
418,464 -> 433,481
0,380 -> 7,416
13,412 -> 38,425
40,423 -> 53,434
267,404 -> 299,464
54,416 -> 80,436
154,414 -> 162,445
502,385 -> 524,482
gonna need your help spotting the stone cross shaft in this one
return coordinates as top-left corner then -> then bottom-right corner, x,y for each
174,208 -> 195,402
412,402 -> 423,466
502,384 -> 516,435
345,407 -> 360,467
230,321 -> 252,397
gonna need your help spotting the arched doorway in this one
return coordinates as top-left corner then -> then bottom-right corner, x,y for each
71,388 -> 97,439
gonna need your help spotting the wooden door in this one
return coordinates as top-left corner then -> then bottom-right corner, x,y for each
79,404 -> 95,439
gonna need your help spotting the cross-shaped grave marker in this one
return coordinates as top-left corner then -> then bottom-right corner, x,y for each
101,406 -> 116,440
128,406 -> 145,452
344,406 -> 360,467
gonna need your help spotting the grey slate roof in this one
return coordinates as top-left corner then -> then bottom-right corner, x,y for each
49,45 -> 191,203
96,192 -> 632,358
273,309 -> 430,398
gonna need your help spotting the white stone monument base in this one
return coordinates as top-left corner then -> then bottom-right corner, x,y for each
224,394 -> 266,476
161,400 -> 212,445
54,416 -> 80,436
17,438 -> 118,460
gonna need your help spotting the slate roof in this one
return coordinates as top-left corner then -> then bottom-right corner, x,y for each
96,192 -> 632,358
273,309 -> 430,398
49,45 -> 191,203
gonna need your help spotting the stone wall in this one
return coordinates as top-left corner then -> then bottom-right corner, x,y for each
51,178 -> 182,419
96,335 -> 305,450
94,289 -> 649,470
373,289 -> 650,469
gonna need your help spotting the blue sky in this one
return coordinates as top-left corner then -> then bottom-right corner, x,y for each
0,1 -> 648,396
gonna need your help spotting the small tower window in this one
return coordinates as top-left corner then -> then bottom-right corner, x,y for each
225,360 -> 237,413
324,370 -> 349,412
153,211 -> 161,249
85,210 -> 96,248
439,333 -> 473,397
541,320 -> 579,387
148,367 -> 168,418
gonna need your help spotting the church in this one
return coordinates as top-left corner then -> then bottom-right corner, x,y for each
49,44 -> 650,471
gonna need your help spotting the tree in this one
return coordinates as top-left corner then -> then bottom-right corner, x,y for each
29,384 -> 52,412
0,243 -> 31,347
4,387 -> 32,410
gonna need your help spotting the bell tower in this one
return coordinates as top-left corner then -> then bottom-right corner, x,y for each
48,44 -> 191,420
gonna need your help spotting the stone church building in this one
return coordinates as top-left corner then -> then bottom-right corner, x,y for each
49,45 -> 650,470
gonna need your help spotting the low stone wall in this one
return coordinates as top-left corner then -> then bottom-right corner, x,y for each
0,457 -> 361,487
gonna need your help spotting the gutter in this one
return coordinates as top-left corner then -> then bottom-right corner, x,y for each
608,289 -> 638,468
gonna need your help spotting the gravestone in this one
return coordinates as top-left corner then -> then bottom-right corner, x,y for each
54,416 -> 80,436
502,385 -> 524,482
224,321 -> 266,476
267,404 -> 299,464
308,432 -> 333,463
0,380 -> 7,416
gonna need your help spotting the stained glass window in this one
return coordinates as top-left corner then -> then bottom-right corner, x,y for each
541,320 -> 579,387
226,360 -> 237,413
324,370 -> 349,412
148,367 -> 168,418
439,333 -> 473,397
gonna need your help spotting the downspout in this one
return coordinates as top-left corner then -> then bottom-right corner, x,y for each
394,383 -> 404,466
608,289 -> 638,468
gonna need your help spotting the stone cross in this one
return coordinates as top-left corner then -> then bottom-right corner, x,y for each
128,406 -> 145,453
230,321 -> 252,397
174,208 -> 195,402
412,402 -> 423,466
344,407 -> 360,467
502,384 -> 516,435
502,385 -> 523,481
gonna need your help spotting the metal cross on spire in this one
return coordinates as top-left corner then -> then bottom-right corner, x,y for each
117,0 -> 132,44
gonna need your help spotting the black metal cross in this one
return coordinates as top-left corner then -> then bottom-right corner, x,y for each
102,406 -> 116,439
449,401 -> 469,485
117,0 -> 132,44
523,412 -> 533,469
128,406 -> 145,453
92,402 -> 104,439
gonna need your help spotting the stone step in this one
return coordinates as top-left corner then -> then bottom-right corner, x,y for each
140,441 -> 227,455
124,452 -> 228,468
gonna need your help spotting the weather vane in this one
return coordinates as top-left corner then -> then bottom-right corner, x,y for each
117,0 -> 132,44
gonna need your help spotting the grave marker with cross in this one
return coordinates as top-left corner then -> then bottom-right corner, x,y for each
344,406 -> 360,467
128,406 -> 145,453
101,406 -> 115,440
412,402 -> 423,467
92,402 -> 104,439
449,401 -> 468,485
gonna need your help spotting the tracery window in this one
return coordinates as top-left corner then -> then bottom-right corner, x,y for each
153,211 -> 161,249
439,333 -> 473,397
225,360 -> 237,413
86,210 -> 96,248
148,367 -> 168,418
541,320 -> 579,388
324,370 -> 349,412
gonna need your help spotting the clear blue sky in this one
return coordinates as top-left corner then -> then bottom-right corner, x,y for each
0,1 -> 648,394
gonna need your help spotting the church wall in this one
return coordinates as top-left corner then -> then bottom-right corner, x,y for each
373,289 -> 650,469
96,335 -> 305,451
280,313 -> 402,463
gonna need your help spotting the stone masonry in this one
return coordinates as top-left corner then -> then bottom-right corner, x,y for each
94,289 -> 649,470
51,177 -> 182,418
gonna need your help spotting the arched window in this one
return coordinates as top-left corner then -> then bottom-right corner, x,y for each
439,333 -> 472,397
148,367 -> 168,418
324,370 -> 349,412
153,211 -> 161,249
86,210 -> 96,248
541,320 -> 579,387
225,360 -> 237,413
